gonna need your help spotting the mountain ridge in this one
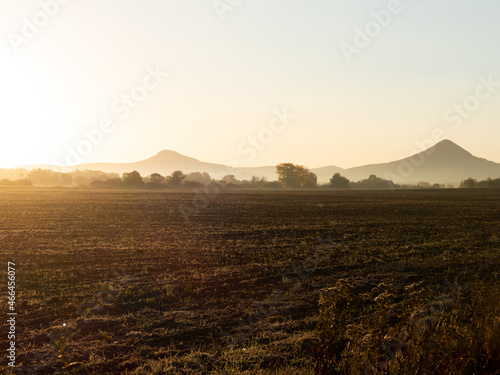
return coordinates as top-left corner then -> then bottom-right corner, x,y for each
17,140 -> 500,185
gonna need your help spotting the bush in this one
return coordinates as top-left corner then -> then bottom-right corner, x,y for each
315,279 -> 500,374
329,173 -> 350,189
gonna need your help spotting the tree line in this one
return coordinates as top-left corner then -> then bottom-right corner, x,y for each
88,165 -> 413,190
460,177 -> 500,188
1,165 -> 499,190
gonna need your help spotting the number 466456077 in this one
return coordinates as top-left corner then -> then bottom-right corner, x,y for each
7,262 -> 16,310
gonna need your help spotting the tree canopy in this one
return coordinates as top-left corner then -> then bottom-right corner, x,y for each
329,173 -> 350,189
168,170 -> 187,188
276,163 -> 317,189
122,171 -> 145,187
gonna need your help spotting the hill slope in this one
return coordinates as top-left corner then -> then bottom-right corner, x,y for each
342,140 -> 500,184
18,140 -> 500,185
78,151 -> 286,181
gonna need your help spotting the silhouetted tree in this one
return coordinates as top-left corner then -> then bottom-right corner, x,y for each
329,173 -> 350,189
185,172 -> 212,185
476,177 -> 500,188
417,181 -> 431,188
248,176 -> 268,188
460,178 -> 478,188
168,170 -> 186,188
302,171 -> 317,189
261,181 -> 283,189
276,163 -> 298,188
147,173 -> 166,188
276,163 -> 317,189
459,177 -> 500,188
122,171 -> 144,188
222,175 -> 237,184
351,174 -> 395,190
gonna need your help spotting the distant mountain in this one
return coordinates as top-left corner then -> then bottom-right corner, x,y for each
16,140 -> 500,185
78,150 -> 228,176
75,150 -> 287,181
340,140 -> 500,185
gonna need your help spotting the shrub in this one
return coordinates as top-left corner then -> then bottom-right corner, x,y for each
315,279 -> 500,374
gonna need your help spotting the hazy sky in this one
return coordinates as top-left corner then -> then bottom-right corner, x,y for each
1,0 -> 499,169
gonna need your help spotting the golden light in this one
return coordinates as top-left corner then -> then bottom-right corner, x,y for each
0,56 -> 51,168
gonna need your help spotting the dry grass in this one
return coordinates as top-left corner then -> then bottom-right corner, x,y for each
316,278 -> 500,374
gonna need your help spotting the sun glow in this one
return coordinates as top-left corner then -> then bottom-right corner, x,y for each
0,56 -> 52,168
